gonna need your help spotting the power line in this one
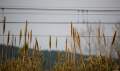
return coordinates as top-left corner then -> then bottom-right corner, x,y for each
0,21 -> 119,24
1,8 -> 120,12
0,12 -> 120,15
0,34 -> 118,37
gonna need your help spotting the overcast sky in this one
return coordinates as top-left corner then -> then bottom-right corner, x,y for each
0,0 -> 120,56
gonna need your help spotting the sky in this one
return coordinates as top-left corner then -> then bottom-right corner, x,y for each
0,0 -> 120,56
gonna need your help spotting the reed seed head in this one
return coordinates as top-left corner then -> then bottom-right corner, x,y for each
3,16 -> 6,34
7,31 -> 10,46
111,31 -> 117,46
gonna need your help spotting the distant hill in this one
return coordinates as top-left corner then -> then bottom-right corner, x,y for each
0,44 -> 88,69
0,44 -> 20,59
0,44 -> 119,70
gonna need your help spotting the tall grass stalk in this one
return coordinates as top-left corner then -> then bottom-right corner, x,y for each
24,20 -> 28,44
110,31 -> 117,58
19,29 -> 22,45
49,35 -> 52,71
1,16 -> 6,63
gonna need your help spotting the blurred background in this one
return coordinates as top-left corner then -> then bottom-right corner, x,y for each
0,0 -> 120,55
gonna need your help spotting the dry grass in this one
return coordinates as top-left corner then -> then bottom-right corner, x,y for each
3,16 -> 6,34
19,29 -> 22,45
0,20 -> 120,71
0,20 -> 43,71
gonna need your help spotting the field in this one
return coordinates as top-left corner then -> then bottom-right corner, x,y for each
0,17 -> 120,71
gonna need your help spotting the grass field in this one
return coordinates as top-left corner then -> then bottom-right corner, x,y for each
0,17 -> 120,71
